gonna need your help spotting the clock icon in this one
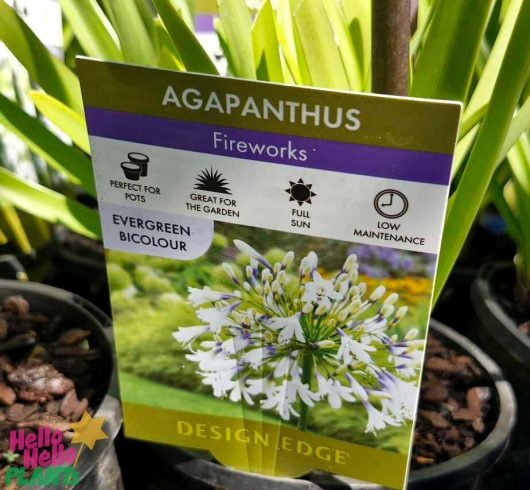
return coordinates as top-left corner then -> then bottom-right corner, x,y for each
374,189 -> 409,219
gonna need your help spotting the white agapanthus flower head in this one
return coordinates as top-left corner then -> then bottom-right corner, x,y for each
173,241 -> 423,433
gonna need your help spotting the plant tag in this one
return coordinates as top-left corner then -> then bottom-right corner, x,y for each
79,58 -> 461,489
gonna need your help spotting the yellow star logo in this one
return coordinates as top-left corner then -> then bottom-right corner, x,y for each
70,411 -> 108,450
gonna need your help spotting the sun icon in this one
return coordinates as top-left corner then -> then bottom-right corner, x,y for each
285,178 -> 316,206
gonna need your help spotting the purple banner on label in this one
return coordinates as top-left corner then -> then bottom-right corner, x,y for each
85,107 -> 452,186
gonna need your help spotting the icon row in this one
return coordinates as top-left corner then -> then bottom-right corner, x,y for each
119,153 -> 408,218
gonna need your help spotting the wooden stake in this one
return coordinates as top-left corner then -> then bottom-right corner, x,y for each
371,0 -> 411,96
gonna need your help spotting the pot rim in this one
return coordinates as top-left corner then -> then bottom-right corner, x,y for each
471,262 -> 530,359
121,161 -> 141,169
128,152 -> 149,162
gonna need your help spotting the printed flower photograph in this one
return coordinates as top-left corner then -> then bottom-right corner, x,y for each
108,223 -> 434,453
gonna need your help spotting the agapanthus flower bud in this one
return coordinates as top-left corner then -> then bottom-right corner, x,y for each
234,239 -> 271,268
302,302 -> 314,314
315,340 -> 335,349
351,298 -> 362,311
261,268 -> 271,282
315,302 -> 329,315
394,306 -> 408,321
300,251 -> 318,275
405,328 -> 419,340
222,263 -> 239,284
343,254 -> 357,272
384,293 -> 399,305
334,364 -> 348,375
369,285 -> 386,302
281,251 -> 295,269
243,281 -> 251,291
380,304 -> 395,318
336,272 -> 348,283
359,283 -> 367,294
273,263 -> 281,274
246,265 -> 254,279
264,331 -> 274,343
338,308 -> 350,323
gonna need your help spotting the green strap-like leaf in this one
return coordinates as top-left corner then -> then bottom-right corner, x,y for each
500,95 -> 530,161
275,0 -> 303,83
323,0 -> 362,91
30,91 -> 90,154
340,0 -> 371,91
252,0 -> 283,83
411,0 -> 434,57
0,94 -> 95,197
0,1 -> 82,112
0,167 -> 100,239
451,125 -> 479,180
154,19 -> 184,71
466,0 -> 523,116
490,177 -> 524,253
218,0 -> 256,79
292,0 -> 349,90
59,0 -> 123,61
411,0 -> 494,102
102,0 -> 158,65
134,0 -> 157,37
168,0 -> 194,30
0,198 -> 32,254
435,0 -> 530,302
154,0 -> 218,74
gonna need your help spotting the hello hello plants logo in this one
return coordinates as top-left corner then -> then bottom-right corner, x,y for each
4,412 -> 108,487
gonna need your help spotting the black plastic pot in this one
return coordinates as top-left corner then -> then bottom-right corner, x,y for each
0,280 -> 123,489
406,320 -> 515,490
121,161 -> 142,180
47,227 -> 110,316
471,262 -> 530,452
471,262 -> 530,367
147,320 -> 515,490
128,152 -> 149,177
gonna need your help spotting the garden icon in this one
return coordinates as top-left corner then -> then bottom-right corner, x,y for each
121,152 -> 150,181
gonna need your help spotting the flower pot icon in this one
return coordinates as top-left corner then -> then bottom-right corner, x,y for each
128,152 -> 149,177
121,161 -> 143,180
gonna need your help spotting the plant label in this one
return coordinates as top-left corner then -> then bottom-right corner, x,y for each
79,58 -> 461,489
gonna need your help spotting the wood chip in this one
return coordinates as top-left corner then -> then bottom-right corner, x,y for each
58,329 -> 91,346
419,410 -> 450,428
422,383 -> 449,402
0,382 -> 16,406
2,296 -> 30,315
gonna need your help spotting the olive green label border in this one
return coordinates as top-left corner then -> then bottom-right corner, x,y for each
78,58 -> 461,154
122,401 -> 407,489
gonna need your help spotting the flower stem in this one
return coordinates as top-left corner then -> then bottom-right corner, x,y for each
297,351 -> 313,432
